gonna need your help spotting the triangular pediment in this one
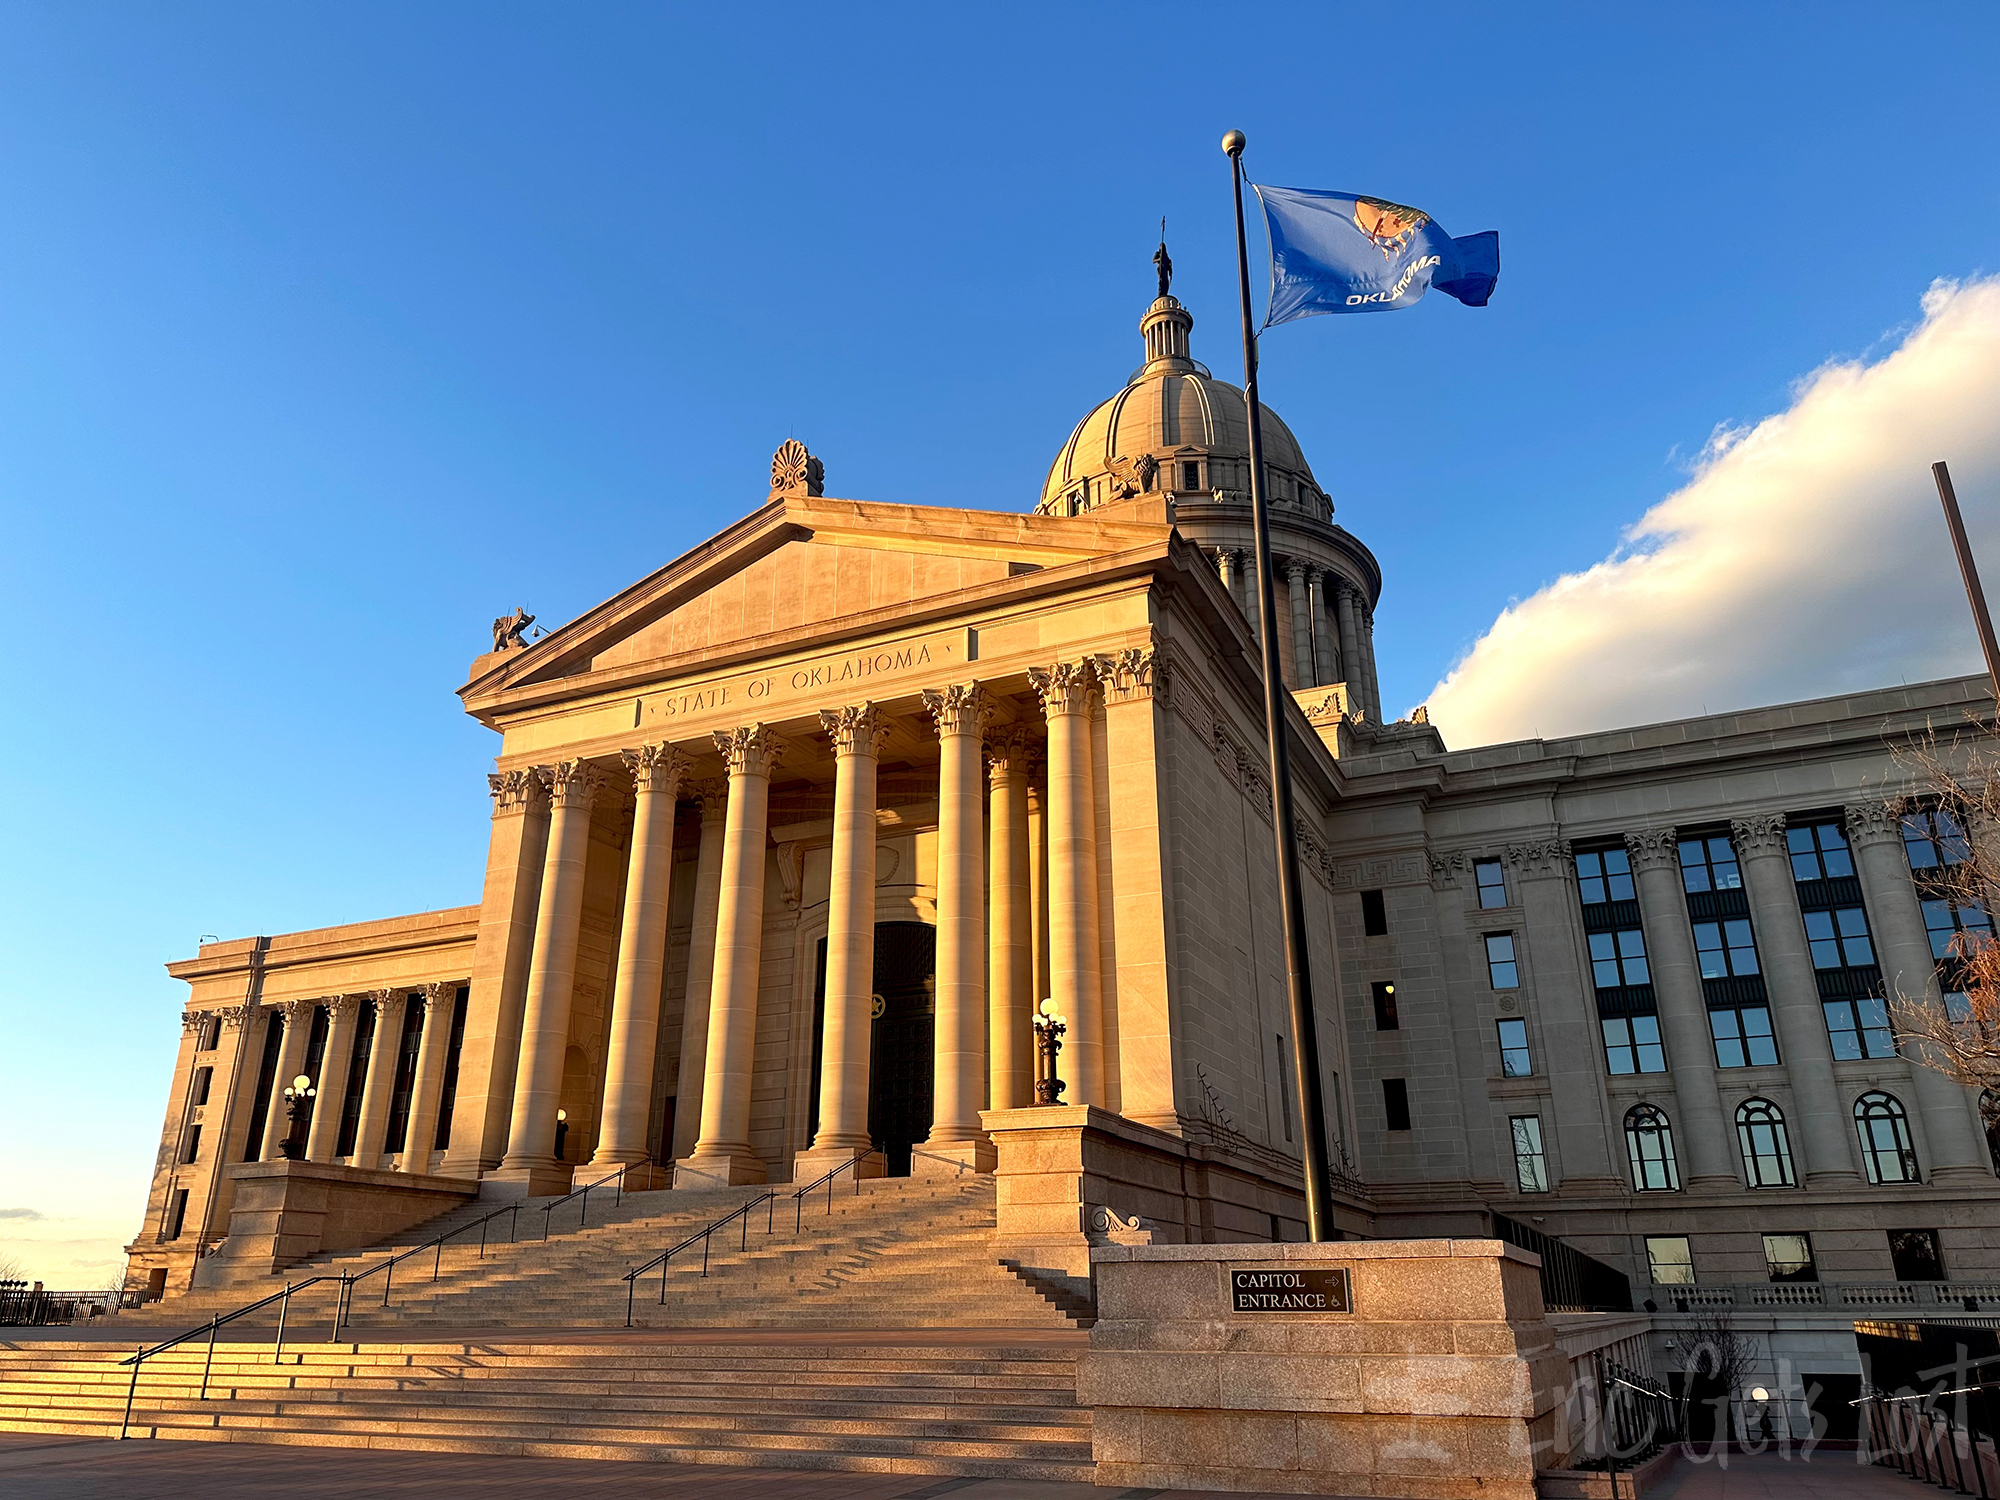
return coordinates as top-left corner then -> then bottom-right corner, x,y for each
461,494 -> 1171,710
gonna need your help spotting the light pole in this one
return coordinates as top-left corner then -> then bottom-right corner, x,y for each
278,1074 -> 314,1161
1033,999 -> 1068,1106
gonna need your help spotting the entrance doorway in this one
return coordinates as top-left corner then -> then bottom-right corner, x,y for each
868,922 -> 935,1175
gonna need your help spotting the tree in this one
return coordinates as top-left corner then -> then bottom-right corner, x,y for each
1681,1308 -> 1756,1449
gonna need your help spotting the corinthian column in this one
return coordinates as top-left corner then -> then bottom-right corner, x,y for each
1308,569 -> 1339,686
1624,828 -> 1737,1190
1846,803 -> 1991,1182
1031,660 -> 1105,1107
400,982 -> 459,1173
495,760 -> 607,1192
923,683 -> 994,1167
1732,814 -> 1862,1185
987,728 -> 1034,1113
799,705 -> 888,1180
1359,606 -> 1383,721
306,995 -> 361,1162
1285,559 -> 1315,688
678,725 -> 785,1187
670,781 -> 728,1161
351,989 -> 407,1169
589,744 -> 688,1180
259,999 -> 317,1160
1334,580 -> 1365,719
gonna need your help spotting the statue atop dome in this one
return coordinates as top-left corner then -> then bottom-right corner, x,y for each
1153,224 -> 1173,300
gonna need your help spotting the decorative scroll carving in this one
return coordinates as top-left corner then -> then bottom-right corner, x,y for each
775,842 -> 807,911
687,776 -> 728,812
1502,839 -> 1573,878
217,1001 -> 257,1032
1027,660 -> 1099,718
1300,685 -> 1358,726
542,760 -> 608,812
769,439 -> 824,498
366,988 -> 402,1023
712,725 -> 786,779
1427,849 -> 1471,890
1730,813 -> 1788,856
487,768 -> 546,818
275,997 -> 317,1025
323,993 -> 362,1023
1623,826 -> 1681,874
1845,801 -> 1905,849
181,1009 -> 212,1037
985,726 -> 1033,780
1085,1206 -> 1154,1247
621,743 -> 688,798
921,683 -> 992,738
417,980 -> 457,1017
1093,645 -> 1169,703
819,703 -> 890,758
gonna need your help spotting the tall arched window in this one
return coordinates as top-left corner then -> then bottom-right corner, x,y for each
1855,1091 -> 1920,1184
1625,1103 -> 1680,1191
1735,1098 -> 1796,1187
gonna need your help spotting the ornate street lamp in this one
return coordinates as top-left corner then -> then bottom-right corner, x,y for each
554,1108 -> 569,1161
1033,999 -> 1067,1106
279,1074 -> 315,1160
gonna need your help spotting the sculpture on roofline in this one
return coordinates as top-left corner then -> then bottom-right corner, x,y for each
492,606 -> 536,652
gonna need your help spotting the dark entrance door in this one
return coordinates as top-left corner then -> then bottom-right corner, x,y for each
868,922 -> 934,1176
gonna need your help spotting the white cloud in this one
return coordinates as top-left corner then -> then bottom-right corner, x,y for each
1425,276 -> 2000,747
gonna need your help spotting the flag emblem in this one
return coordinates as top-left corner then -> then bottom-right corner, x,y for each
1352,197 -> 1429,259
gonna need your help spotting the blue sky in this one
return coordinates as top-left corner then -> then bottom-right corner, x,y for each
4,4 -> 1999,1281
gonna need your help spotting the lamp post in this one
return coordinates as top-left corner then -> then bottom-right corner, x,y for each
278,1074 -> 314,1161
1033,998 -> 1067,1106
554,1108 -> 569,1161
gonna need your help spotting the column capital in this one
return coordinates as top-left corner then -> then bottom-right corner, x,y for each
181,1008 -> 212,1037
542,759 -> 610,812
687,776 -> 729,809
1091,645 -> 1169,703
323,992 -> 363,1021
1623,826 -> 1681,874
417,980 -> 458,1015
712,724 -> 786,778
488,767 -> 547,818
1282,556 -> 1306,583
1730,813 -> 1789,856
218,1001 -> 257,1031
365,987 -> 402,1017
1028,660 -> 1099,718
921,682 -> 992,738
1502,839 -> 1573,879
985,726 -> 1034,780
1845,801 -> 1905,849
819,702 -> 891,758
273,997 -> 317,1024
621,742 -> 689,798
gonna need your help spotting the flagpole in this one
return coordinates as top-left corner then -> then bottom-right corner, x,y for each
1932,461 -> 2000,701
1223,129 -> 1337,1243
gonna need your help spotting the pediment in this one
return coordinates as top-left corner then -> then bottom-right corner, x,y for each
461,494 -> 1169,705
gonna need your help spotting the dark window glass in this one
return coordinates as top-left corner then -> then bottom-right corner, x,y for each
1888,1228 -> 1945,1282
1475,859 -> 1508,909
1803,907 -> 1874,969
196,1015 -> 219,1052
1647,1236 -> 1696,1286
241,1011 -> 284,1162
1625,1103 -> 1680,1190
1576,848 -> 1636,905
1824,997 -> 1895,1060
1692,919 -> 1760,978
1764,1232 -> 1818,1282
1372,981 -> 1399,1031
1903,808 -> 1972,871
1360,890 -> 1388,936
1485,933 -> 1519,989
1856,1092 -> 1920,1184
1711,1006 -> 1780,1067
1921,897 -> 1993,961
1680,836 -> 1744,895
1736,1098 -> 1796,1186
1603,1015 -> 1667,1074
180,1124 -> 202,1165
1788,823 -> 1855,882
434,987 -> 469,1151
1589,928 -> 1650,988
1383,1078 -> 1411,1132
1496,1018 -> 1532,1077
1182,460 -> 1201,491
163,1188 -> 189,1242
190,1067 -> 212,1107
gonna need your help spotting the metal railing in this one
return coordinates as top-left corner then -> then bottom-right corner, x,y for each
0,1282 -> 113,1326
1865,1387 -> 2000,1496
1491,1213 -> 1632,1313
536,1166 -> 629,1238
622,1152 -> 871,1326
1641,1281 -> 2000,1314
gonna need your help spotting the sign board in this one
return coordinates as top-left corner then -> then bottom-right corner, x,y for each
1229,1266 -> 1352,1314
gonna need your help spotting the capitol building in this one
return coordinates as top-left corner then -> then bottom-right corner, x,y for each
115,272 -> 2000,1468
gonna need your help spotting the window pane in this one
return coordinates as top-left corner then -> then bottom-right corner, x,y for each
1711,1009 -> 1747,1068
1745,1009 -> 1780,1066
1680,840 -> 1711,893
1647,1235 -> 1696,1286
1633,1015 -> 1667,1072
1764,1233 -> 1817,1282
1603,1019 -> 1635,1074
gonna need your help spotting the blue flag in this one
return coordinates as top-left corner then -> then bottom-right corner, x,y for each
1254,183 -> 1498,325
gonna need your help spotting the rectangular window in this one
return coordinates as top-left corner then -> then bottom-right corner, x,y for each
1360,889 -> 1388,936
1475,859 -> 1508,909
190,1066 -> 212,1107
196,1015 -> 219,1052
1496,1018 -> 1532,1077
180,1124 -> 201,1165
1510,1116 -> 1548,1193
1788,822 -> 1856,883
1181,460 -> 1201,491
1371,981 -> 1399,1031
1692,919 -> 1760,978
1763,1232 -> 1818,1283
1484,933 -> 1520,989
1382,1078 -> 1411,1132
1679,836 -> 1744,894
1823,996 -> 1896,1059
1903,808 -> 1972,871
1710,1005 -> 1780,1067
1802,907 -> 1874,969
1921,897 -> 1994,961
1576,848 -> 1636,905
1274,1035 -> 1292,1142
1602,1015 -> 1667,1074
1888,1228 -> 1945,1282
1588,928 -> 1650,988
1646,1235 -> 1696,1286
163,1187 -> 189,1242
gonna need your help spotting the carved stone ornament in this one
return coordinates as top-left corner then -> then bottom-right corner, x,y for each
1093,645 -> 1168,703
368,988 -> 404,1021
180,1009 -> 212,1037
1301,685 -> 1357,726
1027,660 -> 1098,718
218,1001 -> 257,1032
487,767 -> 546,818
622,742 -> 689,798
1103,452 -> 1158,500
323,993 -> 362,1022
776,842 -> 807,911
420,980 -> 458,1014
1084,1206 -> 1154,1247
1426,849 -> 1471,889
985,726 -> 1033,779
769,439 -> 824,499
276,997 -> 317,1024
687,776 -> 729,811
819,703 -> 891,759
922,683 -> 993,738
1729,813 -> 1788,857
1845,801 -> 1905,849
712,724 -> 786,779
1502,839 -> 1574,879
1623,826 -> 1681,874
543,759 -> 609,811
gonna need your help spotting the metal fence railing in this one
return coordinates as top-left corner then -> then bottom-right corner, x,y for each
0,1281 -> 114,1326
1490,1214 -> 1633,1313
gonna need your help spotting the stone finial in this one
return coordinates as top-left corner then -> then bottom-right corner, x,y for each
770,439 -> 824,499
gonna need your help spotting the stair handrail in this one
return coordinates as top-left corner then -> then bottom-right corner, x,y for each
537,1164 -> 631,1239
341,1197 -> 527,1312
790,1150 -> 869,1231
908,1146 -> 974,1176
113,1273 -> 347,1440
622,1191 -> 777,1327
